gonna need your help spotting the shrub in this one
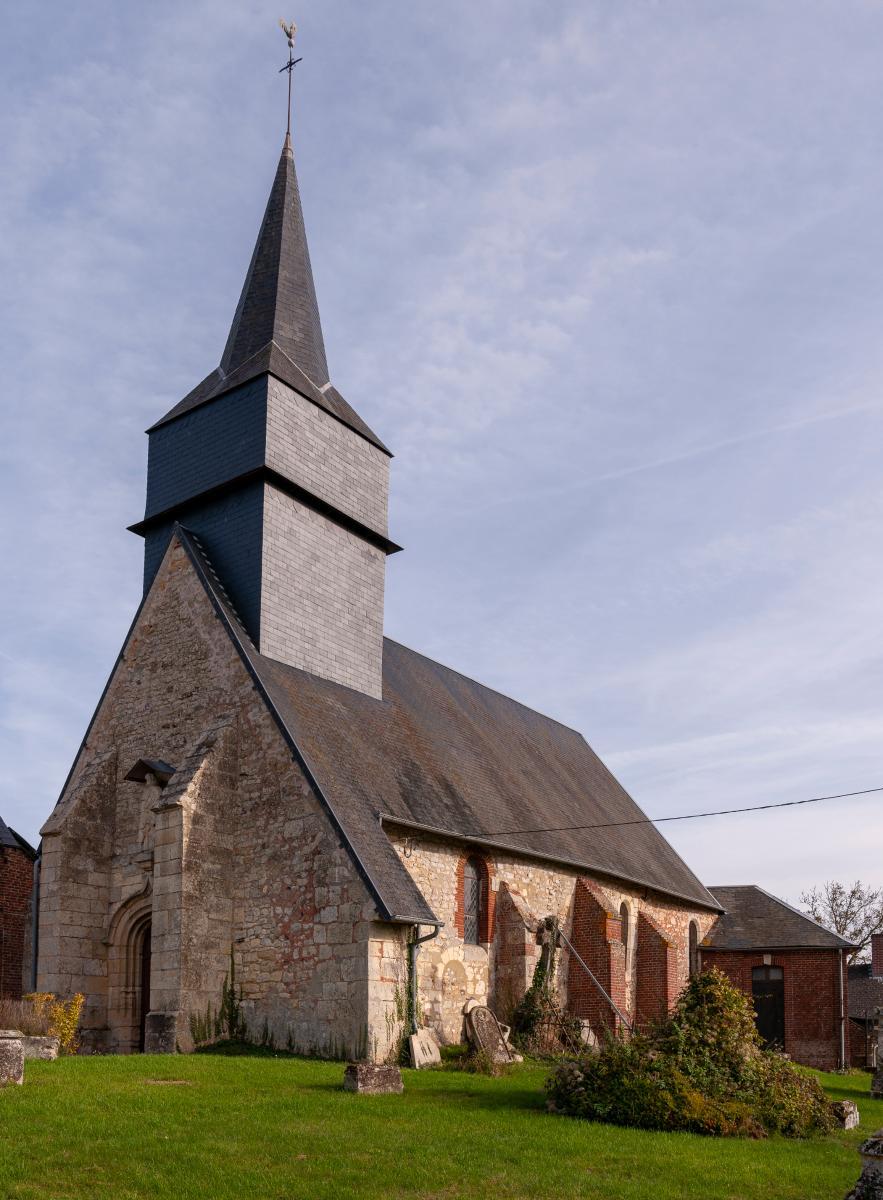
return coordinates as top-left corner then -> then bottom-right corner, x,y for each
0,992 -> 84,1052
0,996 -> 51,1037
546,968 -> 834,1139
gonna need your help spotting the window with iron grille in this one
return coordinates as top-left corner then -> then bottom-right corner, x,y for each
463,856 -> 486,945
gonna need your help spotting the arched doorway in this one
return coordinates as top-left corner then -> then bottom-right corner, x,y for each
107,897 -> 153,1053
137,920 -> 152,1052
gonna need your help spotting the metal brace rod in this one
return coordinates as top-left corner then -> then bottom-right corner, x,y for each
557,926 -> 633,1033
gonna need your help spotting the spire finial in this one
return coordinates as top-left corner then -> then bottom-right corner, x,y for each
278,19 -> 303,141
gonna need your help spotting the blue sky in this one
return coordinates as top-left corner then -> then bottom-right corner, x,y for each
2,1 -> 882,901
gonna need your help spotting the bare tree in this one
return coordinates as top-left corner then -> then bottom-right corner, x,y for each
799,881 -> 883,962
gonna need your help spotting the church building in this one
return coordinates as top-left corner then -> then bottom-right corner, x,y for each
37,103 -> 722,1059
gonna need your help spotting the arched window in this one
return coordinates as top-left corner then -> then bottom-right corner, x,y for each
462,856 -> 487,945
619,902 -> 630,964
688,921 -> 699,977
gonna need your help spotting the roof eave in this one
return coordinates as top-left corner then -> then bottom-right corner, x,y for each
380,813 -> 724,914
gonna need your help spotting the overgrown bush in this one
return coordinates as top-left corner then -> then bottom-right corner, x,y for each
546,968 -> 835,1139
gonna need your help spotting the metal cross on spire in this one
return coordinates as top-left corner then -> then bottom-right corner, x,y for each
278,18 -> 303,139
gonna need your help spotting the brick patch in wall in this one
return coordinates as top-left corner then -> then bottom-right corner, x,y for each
0,847 -> 34,1000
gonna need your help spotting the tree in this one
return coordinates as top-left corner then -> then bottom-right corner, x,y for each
798,880 -> 883,962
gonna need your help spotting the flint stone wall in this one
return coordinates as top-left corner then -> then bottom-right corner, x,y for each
386,829 -> 716,1045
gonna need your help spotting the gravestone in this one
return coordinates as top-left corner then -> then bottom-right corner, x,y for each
466,1005 -> 512,1065
844,1129 -> 883,1200
0,1031 -> 25,1087
21,1036 -> 59,1061
408,1028 -> 441,1068
833,1100 -> 861,1130
343,1063 -> 403,1094
873,1010 -> 883,1100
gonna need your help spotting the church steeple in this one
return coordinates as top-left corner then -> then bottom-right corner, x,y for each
220,134 -> 329,390
132,104 -> 397,699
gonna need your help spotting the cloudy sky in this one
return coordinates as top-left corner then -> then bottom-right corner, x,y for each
2,1 -> 882,903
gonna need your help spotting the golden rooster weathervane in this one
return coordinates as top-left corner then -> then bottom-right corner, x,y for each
278,18 -> 303,139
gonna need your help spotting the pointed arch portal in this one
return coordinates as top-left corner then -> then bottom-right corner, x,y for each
107,896 -> 153,1053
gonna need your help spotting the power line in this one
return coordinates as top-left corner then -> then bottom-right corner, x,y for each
489,785 -> 883,838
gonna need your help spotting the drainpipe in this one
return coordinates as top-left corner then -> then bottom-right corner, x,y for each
408,925 -> 440,1035
839,948 -> 846,1070
30,851 -> 41,993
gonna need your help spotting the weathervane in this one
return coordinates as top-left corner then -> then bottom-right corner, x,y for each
278,19 -> 303,138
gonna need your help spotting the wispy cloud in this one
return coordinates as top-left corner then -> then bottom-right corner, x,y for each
1,1 -> 882,904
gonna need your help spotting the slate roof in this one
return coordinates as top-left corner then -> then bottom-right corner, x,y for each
704,885 -> 855,951
0,814 -> 37,860
148,138 -> 388,455
848,963 -> 883,1018
177,527 -> 721,924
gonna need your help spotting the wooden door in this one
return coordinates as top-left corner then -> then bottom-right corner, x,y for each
752,965 -> 784,1049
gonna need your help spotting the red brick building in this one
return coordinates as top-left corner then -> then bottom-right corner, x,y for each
848,933 -> 883,1068
703,885 -> 854,1070
0,815 -> 37,999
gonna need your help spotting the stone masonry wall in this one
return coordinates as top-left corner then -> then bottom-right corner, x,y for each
39,536 -> 382,1057
260,486 -> 386,697
703,947 -> 847,1069
266,377 -> 390,537
0,846 -> 34,1000
387,829 -> 717,1044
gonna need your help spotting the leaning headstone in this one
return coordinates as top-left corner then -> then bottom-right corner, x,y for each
343,1063 -> 403,1094
409,1028 -> 441,1068
833,1101 -> 861,1130
0,1031 -> 25,1087
466,1005 -> 512,1065
845,1130 -> 883,1200
21,1036 -> 60,1062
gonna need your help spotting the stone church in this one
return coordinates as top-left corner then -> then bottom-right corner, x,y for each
37,114 -> 722,1060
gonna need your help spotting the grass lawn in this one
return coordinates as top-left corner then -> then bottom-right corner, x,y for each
0,1055 -> 878,1200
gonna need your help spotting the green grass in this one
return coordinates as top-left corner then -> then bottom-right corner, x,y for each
0,1056 -> 878,1200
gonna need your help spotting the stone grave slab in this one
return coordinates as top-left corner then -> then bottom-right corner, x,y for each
833,1100 -> 861,1130
343,1063 -> 403,1094
409,1028 -> 441,1069
0,1030 -> 25,1087
466,1005 -> 512,1065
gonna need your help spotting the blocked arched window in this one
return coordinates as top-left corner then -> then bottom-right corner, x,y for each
688,921 -> 699,977
619,902 -> 630,966
462,856 -> 488,945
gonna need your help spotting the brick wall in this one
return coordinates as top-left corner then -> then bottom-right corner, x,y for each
0,845 -> 34,999
634,911 -> 679,1029
703,948 -> 847,1069
567,880 -> 627,1036
872,934 -> 883,979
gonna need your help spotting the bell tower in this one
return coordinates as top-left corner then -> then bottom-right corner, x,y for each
130,121 -> 398,699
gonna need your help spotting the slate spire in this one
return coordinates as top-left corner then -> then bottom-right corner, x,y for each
220,132 -> 329,389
